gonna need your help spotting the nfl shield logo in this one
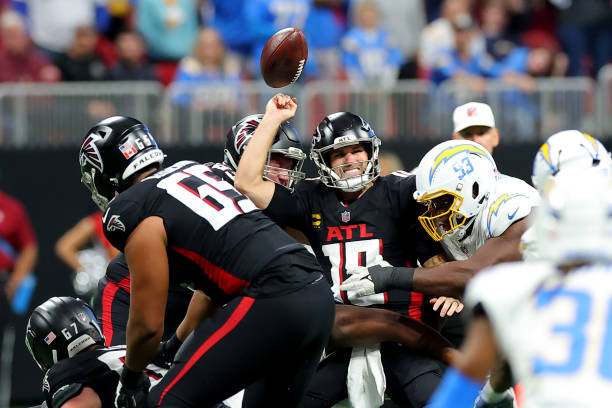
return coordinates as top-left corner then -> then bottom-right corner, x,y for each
341,210 -> 350,223
77,312 -> 87,321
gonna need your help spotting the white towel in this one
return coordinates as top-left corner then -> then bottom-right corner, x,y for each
347,344 -> 386,408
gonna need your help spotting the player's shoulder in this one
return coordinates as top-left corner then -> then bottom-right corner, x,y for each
376,171 -> 416,191
484,175 -> 540,237
465,261 -> 554,316
294,177 -> 325,195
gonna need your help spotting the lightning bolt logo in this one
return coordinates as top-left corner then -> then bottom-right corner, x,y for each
429,143 -> 493,183
487,193 -> 525,235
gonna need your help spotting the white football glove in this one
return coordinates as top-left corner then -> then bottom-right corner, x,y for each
340,260 -> 392,299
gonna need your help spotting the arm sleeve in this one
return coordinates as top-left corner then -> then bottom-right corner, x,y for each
264,183 -> 310,231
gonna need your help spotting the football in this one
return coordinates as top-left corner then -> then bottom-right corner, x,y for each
260,27 -> 308,88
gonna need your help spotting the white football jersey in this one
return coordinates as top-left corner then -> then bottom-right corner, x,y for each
520,225 -> 538,261
465,261 -> 612,408
441,175 -> 539,260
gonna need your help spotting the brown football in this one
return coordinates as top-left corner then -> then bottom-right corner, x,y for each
260,27 -> 308,88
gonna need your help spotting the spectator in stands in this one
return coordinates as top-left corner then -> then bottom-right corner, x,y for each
55,212 -> 119,300
419,0 -> 484,76
341,0 -> 403,87
0,10 -> 60,82
304,0 -> 347,79
552,0 -> 612,77
244,0 -> 315,79
171,27 -> 242,108
13,0 -> 102,64
136,0 -> 199,62
109,30 -> 156,81
55,25 -> 109,81
201,0 -> 253,59
480,0 -> 520,64
0,189 -> 37,402
366,0 -> 425,79
430,13 -> 490,93
451,101 -> 499,154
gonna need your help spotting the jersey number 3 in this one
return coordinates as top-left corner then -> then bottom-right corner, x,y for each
533,288 -> 612,379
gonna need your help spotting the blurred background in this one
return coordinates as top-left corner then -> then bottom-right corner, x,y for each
1,0 -> 612,405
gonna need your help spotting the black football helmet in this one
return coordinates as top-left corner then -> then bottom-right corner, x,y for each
79,116 -> 164,211
311,112 -> 381,192
25,297 -> 105,371
223,114 -> 306,191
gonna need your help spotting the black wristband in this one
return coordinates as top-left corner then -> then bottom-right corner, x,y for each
388,267 -> 415,291
120,365 -> 143,388
368,265 -> 415,292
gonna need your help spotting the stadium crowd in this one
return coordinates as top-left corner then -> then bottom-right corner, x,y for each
0,0 -> 610,88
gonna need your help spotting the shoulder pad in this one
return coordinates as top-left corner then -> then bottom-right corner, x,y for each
51,383 -> 84,408
486,179 -> 539,237
464,262 -> 525,320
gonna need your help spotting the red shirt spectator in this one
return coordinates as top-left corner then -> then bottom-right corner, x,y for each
0,11 -> 60,82
0,191 -> 37,299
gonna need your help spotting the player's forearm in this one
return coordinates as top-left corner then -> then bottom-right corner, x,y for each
125,317 -> 163,372
175,290 -> 217,341
413,262 -> 474,298
329,305 -> 457,365
234,115 -> 280,191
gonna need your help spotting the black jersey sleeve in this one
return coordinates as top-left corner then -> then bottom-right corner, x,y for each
385,173 -> 443,264
264,182 -> 311,231
103,198 -> 144,251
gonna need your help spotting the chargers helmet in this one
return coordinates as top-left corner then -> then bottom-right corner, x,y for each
25,297 -> 105,371
534,168 -> 612,263
223,114 -> 306,191
532,130 -> 611,193
310,112 -> 381,192
79,116 -> 164,211
414,140 -> 498,241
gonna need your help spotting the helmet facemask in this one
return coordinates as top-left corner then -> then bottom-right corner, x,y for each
80,167 -> 118,212
416,190 -> 469,241
311,139 -> 381,193
264,147 -> 306,191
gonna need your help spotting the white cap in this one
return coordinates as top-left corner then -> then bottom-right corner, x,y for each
453,102 -> 495,133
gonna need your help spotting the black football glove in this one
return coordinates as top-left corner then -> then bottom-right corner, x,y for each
114,366 -> 150,408
151,333 -> 182,368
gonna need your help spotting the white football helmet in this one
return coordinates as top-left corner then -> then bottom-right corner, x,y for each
532,130 -> 611,193
414,140 -> 498,241
534,168 -> 612,263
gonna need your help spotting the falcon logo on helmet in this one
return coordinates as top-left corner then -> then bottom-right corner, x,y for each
235,120 -> 259,154
79,134 -> 104,173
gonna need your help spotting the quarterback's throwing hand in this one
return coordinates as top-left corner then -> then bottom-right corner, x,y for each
115,366 -> 150,408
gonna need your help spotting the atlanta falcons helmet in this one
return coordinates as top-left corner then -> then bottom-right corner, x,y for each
310,112 -> 381,192
79,116 -> 164,211
532,130 -> 611,193
413,140 -> 498,241
25,297 -> 105,371
223,114 -> 306,190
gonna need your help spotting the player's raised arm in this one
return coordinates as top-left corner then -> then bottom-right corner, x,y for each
234,93 -> 297,209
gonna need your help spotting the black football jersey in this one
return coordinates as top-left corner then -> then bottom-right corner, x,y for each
103,161 -> 317,305
42,345 -> 165,407
265,172 -> 441,316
